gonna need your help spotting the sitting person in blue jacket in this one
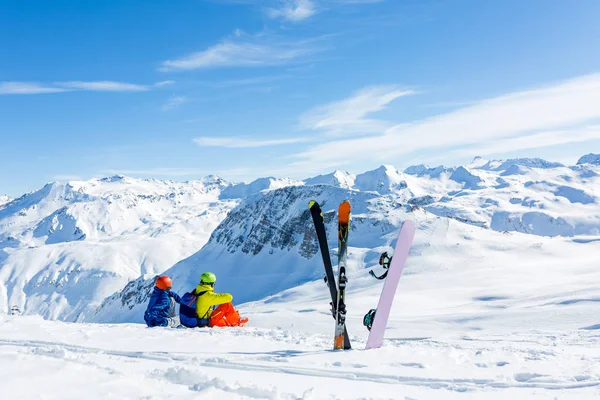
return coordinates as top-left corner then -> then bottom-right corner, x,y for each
144,275 -> 182,327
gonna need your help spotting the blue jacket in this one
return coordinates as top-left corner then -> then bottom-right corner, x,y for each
144,287 -> 181,327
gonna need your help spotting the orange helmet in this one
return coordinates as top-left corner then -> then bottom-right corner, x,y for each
155,276 -> 172,290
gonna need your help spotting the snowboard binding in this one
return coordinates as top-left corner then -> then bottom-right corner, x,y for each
363,309 -> 376,331
369,251 -> 393,280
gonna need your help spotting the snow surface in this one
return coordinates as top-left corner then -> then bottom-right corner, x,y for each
2,215 -> 599,398
1,155 -> 600,398
90,191 -> 600,398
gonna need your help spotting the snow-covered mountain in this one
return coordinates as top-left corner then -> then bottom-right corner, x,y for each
578,153 -> 600,165
477,157 -> 565,170
92,184 -> 410,322
303,170 -> 355,189
0,195 -> 11,206
404,164 -> 453,179
402,157 -> 600,236
220,176 -> 303,199
353,165 -> 410,197
2,155 -> 600,323
0,176 -> 239,320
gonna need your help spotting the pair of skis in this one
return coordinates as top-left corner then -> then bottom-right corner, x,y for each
309,199 -> 416,350
309,200 -> 351,350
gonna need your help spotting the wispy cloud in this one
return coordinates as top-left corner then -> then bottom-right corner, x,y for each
291,73 -> 600,169
421,100 -> 477,109
162,96 -> 187,110
299,85 -> 415,136
267,0 -> 316,22
52,175 -> 83,181
101,166 -> 256,180
57,81 -> 149,92
102,168 -> 208,177
215,0 -> 382,21
0,82 -> 69,95
194,136 -> 309,148
330,0 -> 383,3
451,125 -> 600,158
208,75 -> 289,88
159,31 -> 326,71
0,80 -> 150,94
154,80 -> 176,87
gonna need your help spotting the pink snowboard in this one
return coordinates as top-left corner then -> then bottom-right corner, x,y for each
365,220 -> 416,350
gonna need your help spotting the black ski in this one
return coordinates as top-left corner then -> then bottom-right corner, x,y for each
309,200 -> 351,349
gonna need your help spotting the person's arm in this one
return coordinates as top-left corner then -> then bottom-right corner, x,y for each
168,290 -> 182,304
204,292 -> 233,307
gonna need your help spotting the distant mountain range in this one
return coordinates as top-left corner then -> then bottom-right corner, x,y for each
1,154 -> 598,322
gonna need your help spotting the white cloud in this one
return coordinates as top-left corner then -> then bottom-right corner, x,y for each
101,166 -> 258,180
299,85 -> 415,136
330,0 -> 382,3
0,81 -> 151,94
267,0 -> 316,22
102,168 -> 208,177
162,96 -> 187,110
291,73 -> 600,169
210,75 -> 288,88
451,125 -> 600,158
194,136 -> 309,148
159,31 -> 324,71
154,80 -> 176,87
57,81 -> 149,92
216,0 -> 382,21
0,82 -> 69,95
52,175 -> 83,181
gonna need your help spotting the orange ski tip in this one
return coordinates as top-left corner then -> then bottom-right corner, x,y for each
338,200 -> 351,223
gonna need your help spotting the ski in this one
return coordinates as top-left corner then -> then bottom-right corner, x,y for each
365,220 -> 416,350
334,200 -> 351,350
308,200 -> 351,350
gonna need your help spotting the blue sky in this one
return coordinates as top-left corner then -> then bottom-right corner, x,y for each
1,0 -> 600,197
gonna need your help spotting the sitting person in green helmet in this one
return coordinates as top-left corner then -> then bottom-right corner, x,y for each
179,272 -> 248,328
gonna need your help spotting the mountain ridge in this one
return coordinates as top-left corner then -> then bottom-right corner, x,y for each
1,154 -> 599,322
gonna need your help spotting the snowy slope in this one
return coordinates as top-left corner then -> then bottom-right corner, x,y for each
3,210 -> 599,399
92,184 -> 407,322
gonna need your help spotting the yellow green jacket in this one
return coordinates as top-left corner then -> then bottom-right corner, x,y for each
195,284 -> 233,319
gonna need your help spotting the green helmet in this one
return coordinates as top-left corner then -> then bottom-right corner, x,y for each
200,272 -> 217,284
